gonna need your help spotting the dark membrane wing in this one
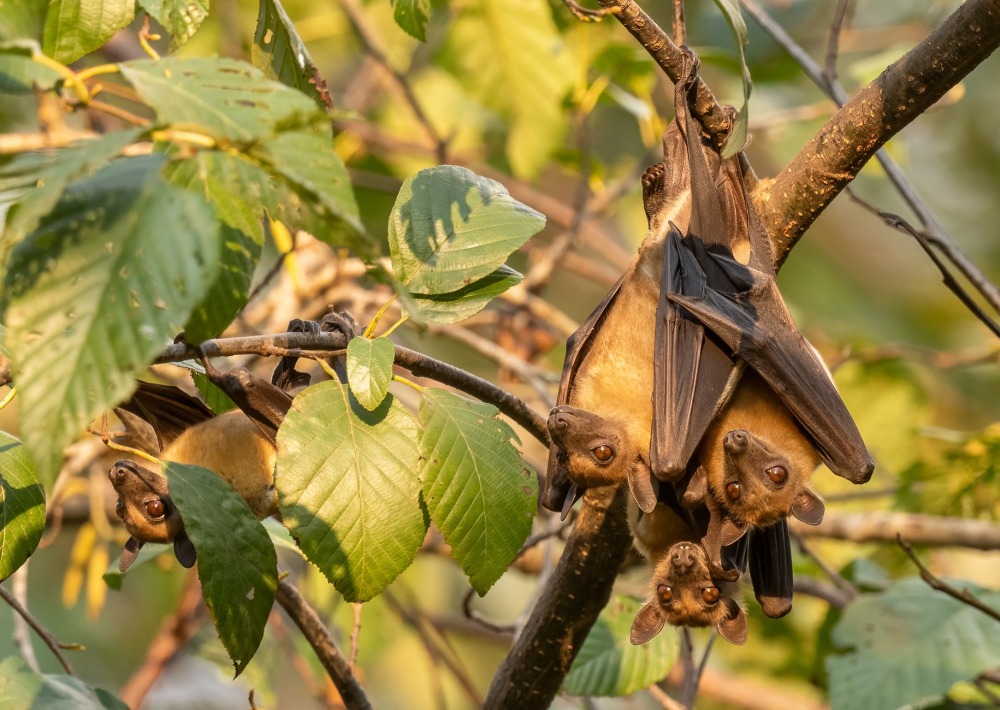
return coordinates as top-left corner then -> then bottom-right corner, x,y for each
117,380 -> 215,451
748,521 -> 793,619
669,282 -> 874,483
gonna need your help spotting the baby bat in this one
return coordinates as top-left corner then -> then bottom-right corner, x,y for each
630,541 -> 747,646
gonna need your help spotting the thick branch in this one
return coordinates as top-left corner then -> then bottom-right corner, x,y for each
274,577 -> 372,710
755,0 -> 1000,257
790,511 -> 1000,550
484,486 -> 633,707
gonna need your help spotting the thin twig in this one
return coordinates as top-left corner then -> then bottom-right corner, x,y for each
790,511 -> 1000,550
462,587 -> 515,636
274,576 -> 373,710
793,534 -> 859,601
154,328 -> 551,447
649,684 -> 686,710
350,603 -> 362,672
793,577 -> 854,609
0,578 -> 77,675
823,0 -> 851,89
339,0 -> 447,163
672,0 -> 686,47
679,628 -> 697,709
10,567 -> 39,672
897,535 -> 1000,623
846,190 -> 1000,338
383,590 -> 484,706
562,0 -> 621,22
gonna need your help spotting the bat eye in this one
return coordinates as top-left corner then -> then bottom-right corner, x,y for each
702,587 -> 720,604
657,585 -> 672,602
725,481 -> 741,500
145,499 -> 166,520
591,444 -> 615,463
767,466 -> 787,484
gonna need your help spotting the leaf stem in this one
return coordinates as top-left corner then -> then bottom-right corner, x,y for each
363,295 -> 398,338
380,314 -> 409,338
0,386 -> 17,411
31,52 -> 90,104
392,375 -> 424,393
75,64 -> 120,83
138,16 -> 161,61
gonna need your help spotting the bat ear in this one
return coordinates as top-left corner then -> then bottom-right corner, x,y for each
791,489 -> 825,526
173,533 -> 197,568
720,518 -> 749,546
716,602 -> 748,646
681,467 -> 707,508
560,483 -> 583,521
627,457 -> 659,514
630,601 -> 666,645
119,537 -> 144,572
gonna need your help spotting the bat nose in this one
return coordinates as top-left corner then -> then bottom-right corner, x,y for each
670,543 -> 696,569
108,461 -> 136,486
724,430 -> 748,453
548,407 -> 572,430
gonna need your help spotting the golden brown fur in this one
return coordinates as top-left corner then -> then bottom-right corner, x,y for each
698,370 -> 823,529
627,497 -> 697,563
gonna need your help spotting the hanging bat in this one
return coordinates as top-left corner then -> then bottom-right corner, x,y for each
630,541 -> 747,646
107,312 -> 361,571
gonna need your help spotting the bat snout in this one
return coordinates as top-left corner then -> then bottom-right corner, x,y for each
723,430 -> 749,454
108,461 -> 140,487
669,543 -> 697,570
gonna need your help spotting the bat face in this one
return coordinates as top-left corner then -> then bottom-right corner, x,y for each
630,542 -> 747,646
109,460 -> 184,545
698,371 -> 825,532
547,405 -> 658,514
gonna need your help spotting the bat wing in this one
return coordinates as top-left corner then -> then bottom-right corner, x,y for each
200,358 -> 293,446
748,521 -> 793,619
117,380 -> 215,452
540,277 -> 625,512
669,278 -> 874,483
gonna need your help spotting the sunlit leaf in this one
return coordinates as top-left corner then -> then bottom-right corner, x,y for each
137,0 -> 208,50
710,0 -> 752,158
563,596 -> 679,696
406,265 -> 522,325
42,0 -> 135,64
418,389 -> 535,594
388,165 -> 543,295
166,462 -> 277,676
0,432 -> 44,582
1,155 -> 221,487
346,336 -> 395,412
827,577 -> 1000,710
276,380 -> 424,602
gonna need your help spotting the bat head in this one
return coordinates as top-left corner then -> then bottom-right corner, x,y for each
712,427 -> 825,531
630,542 -> 747,646
108,460 -> 196,571
547,405 -> 658,513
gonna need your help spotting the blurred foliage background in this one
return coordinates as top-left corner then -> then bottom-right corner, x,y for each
0,0 -> 998,708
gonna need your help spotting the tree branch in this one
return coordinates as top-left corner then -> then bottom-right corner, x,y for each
274,577 -> 372,710
790,511 -> 1000,550
750,0 -> 1000,258
0,579 -> 77,675
897,535 -> 1000,623
484,486 -> 633,707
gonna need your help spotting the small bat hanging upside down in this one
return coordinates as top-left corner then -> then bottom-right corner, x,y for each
107,314 -> 358,571
543,49 -> 874,638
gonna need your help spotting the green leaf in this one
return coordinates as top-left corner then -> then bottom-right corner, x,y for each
0,40 -> 60,93
0,432 -> 45,582
418,389 -> 535,595
346,337 -> 395,412
563,596 -> 679,697
252,0 -> 329,110
250,129 -> 367,254
0,4 -> 47,43
191,371 -> 237,414
392,0 -> 429,42
407,264 -> 522,325
446,0 -> 574,177
166,462 -> 277,676
388,165 -> 543,295
137,0 -> 208,50
827,577 -> 1000,710
2,155 -> 221,488
0,657 -> 128,709
42,0 -> 136,64
276,380 -> 424,602
1,128 -> 145,260
710,0 -> 752,158
120,58 -> 321,143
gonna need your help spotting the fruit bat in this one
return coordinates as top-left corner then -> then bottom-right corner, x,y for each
543,48 -> 873,511
630,541 -> 747,646
109,364 -> 291,571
